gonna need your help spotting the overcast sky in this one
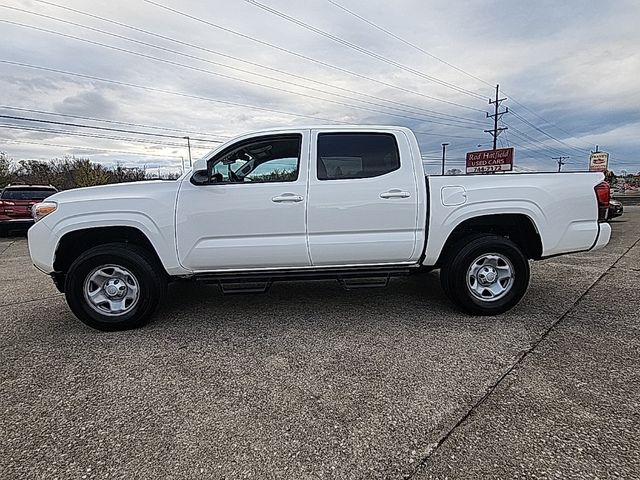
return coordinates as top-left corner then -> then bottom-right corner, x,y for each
1,0 -> 639,175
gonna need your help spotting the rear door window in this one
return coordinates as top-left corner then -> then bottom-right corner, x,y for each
317,133 -> 400,180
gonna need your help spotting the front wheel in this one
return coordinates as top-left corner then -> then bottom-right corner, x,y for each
64,243 -> 166,331
440,234 -> 530,315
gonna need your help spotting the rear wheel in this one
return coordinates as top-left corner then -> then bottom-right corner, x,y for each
64,243 -> 166,331
440,234 -> 529,315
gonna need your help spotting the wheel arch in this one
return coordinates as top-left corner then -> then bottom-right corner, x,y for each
435,213 -> 543,266
53,226 -> 168,283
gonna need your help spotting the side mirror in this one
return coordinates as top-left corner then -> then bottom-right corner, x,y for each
190,169 -> 209,185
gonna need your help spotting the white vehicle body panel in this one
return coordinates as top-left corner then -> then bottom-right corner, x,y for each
28,181 -> 186,275
175,129 -> 311,271
27,125 -> 609,278
306,127 -> 424,265
424,172 -> 607,265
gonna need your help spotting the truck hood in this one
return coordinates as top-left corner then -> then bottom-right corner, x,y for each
47,180 -> 179,204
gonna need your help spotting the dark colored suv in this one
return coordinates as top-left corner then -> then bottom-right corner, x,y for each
0,185 -> 58,235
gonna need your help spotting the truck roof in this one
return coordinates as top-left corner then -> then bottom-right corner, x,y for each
194,125 -> 416,169
238,125 -> 413,135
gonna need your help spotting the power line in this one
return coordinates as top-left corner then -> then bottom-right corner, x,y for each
509,110 -> 589,155
324,0 -> 495,93
244,0 -> 487,101
0,105 -> 230,139
15,2 -> 487,127
0,114 -> 223,143
1,138 -> 184,159
507,99 -> 593,151
1,19 -> 484,131
320,0 -> 597,157
2,59 -> 496,144
0,59 -> 348,125
140,0 -> 485,113
0,123 -> 214,148
506,124 -> 575,158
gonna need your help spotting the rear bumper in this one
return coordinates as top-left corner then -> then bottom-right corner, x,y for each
591,223 -> 611,251
0,218 -> 34,226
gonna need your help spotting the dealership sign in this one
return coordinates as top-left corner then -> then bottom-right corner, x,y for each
589,152 -> 609,172
466,148 -> 514,174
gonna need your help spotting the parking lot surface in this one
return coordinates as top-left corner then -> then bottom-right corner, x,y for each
1,209 -> 639,479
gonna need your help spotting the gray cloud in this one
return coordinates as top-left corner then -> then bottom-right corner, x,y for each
53,89 -> 119,117
0,0 -> 638,173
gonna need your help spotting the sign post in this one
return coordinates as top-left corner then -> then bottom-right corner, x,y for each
466,147 -> 514,174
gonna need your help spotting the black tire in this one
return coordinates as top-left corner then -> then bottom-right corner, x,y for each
64,243 -> 166,331
440,234 -> 530,315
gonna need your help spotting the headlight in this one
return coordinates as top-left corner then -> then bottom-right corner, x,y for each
32,202 -> 57,222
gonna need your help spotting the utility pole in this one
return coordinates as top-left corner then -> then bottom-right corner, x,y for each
485,84 -> 508,150
552,156 -> 570,172
184,136 -> 192,167
441,143 -> 449,175
181,156 -> 185,174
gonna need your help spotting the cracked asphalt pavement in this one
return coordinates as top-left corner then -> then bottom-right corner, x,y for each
1,208 -> 639,479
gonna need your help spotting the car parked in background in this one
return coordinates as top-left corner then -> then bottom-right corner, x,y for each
607,198 -> 623,220
0,185 -> 58,235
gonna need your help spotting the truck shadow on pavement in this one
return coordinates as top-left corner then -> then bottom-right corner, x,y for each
154,270 -> 462,330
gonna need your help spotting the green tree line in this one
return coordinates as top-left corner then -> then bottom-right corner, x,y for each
0,152 -> 176,190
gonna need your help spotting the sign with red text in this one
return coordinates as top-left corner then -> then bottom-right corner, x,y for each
589,152 -> 609,172
466,148 -> 514,174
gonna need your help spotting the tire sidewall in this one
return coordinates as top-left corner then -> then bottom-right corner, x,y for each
65,248 -> 159,330
448,236 -> 529,315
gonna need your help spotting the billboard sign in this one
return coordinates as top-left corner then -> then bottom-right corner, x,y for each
466,147 -> 514,174
589,152 -> 609,172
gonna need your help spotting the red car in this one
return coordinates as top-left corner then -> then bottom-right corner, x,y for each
0,184 -> 58,235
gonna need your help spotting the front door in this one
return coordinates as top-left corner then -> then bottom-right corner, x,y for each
176,132 -> 311,271
306,130 -> 419,266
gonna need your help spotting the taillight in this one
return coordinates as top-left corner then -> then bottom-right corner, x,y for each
594,181 -> 610,222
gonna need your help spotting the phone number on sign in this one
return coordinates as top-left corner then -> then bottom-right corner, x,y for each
467,165 -> 509,173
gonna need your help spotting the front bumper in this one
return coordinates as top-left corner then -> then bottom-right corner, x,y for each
591,223 -> 611,251
27,219 -> 56,273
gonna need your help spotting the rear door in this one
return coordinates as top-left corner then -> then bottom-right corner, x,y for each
306,129 -> 419,266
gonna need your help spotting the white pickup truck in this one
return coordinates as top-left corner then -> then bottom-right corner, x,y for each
28,126 -> 612,330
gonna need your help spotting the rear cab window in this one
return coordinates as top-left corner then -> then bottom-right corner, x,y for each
317,133 -> 400,180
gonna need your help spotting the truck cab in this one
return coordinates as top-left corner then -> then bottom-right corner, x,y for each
179,126 -> 425,271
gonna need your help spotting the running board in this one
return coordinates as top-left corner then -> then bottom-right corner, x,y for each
337,275 -> 390,290
195,265 -> 413,294
219,281 -> 272,295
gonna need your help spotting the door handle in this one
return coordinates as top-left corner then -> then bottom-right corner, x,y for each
380,189 -> 411,199
271,193 -> 304,203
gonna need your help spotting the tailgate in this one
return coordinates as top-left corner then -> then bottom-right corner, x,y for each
1,200 -> 35,219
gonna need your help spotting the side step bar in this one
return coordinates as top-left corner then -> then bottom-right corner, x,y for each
194,265 -> 414,294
